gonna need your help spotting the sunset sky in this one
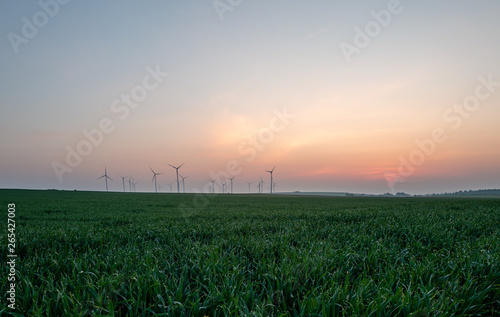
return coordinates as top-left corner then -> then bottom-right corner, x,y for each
1,1 -> 499,194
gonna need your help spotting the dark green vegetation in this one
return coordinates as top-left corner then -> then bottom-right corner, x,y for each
1,189 -> 499,316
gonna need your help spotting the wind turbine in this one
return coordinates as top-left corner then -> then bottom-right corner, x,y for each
150,167 -> 163,193
266,167 -> 275,194
128,177 -> 132,192
98,166 -> 112,192
210,179 -> 216,194
247,181 -> 252,193
229,176 -> 235,194
168,182 -> 174,193
168,163 -> 184,193
120,176 -> 126,192
258,177 -> 264,194
180,175 -> 188,193
221,182 -> 226,194
132,179 -> 138,192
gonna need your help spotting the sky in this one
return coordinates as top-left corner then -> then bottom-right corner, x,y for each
1,0 -> 499,195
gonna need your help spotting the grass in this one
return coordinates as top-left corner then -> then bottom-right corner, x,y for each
1,189 -> 499,316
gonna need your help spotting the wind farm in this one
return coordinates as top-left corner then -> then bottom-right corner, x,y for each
90,163 -> 496,202
3,1 -> 500,315
91,162 -> 286,195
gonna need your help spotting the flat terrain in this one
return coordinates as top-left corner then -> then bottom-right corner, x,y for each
1,189 -> 499,316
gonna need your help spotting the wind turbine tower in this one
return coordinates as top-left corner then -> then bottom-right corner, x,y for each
98,166 -> 112,192
266,167 -> 275,194
258,177 -> 264,194
168,163 -> 184,193
229,176 -> 235,194
180,175 -> 188,193
210,179 -> 216,194
247,181 -> 252,193
132,179 -> 138,192
150,167 -> 163,193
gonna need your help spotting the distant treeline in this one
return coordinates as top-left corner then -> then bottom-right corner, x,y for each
415,189 -> 500,197
349,189 -> 500,197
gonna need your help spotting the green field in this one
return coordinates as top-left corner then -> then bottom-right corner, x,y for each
1,189 -> 499,316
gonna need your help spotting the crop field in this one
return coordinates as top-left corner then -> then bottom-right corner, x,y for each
1,189 -> 499,316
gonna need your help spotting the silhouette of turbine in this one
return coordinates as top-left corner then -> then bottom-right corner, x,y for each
210,179 -> 216,194
257,177 -> 264,194
168,163 -> 184,193
266,167 -> 275,194
229,176 -> 235,194
150,167 -> 163,193
180,174 -> 188,193
98,166 -> 112,192
120,176 -> 127,192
